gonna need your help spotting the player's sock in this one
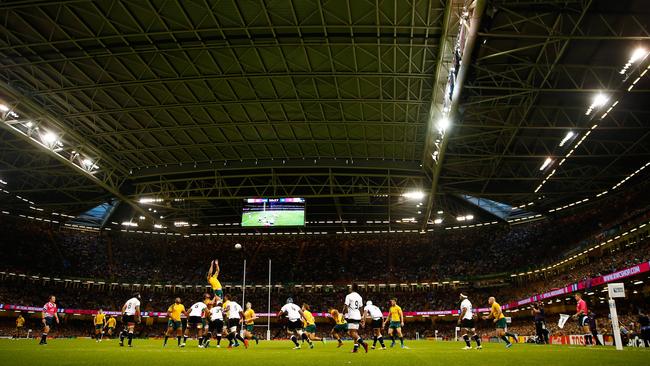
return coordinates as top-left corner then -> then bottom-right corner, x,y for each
473,334 -> 481,347
127,331 -> 133,346
337,338 -> 343,345
501,335 -> 510,345
119,331 -> 125,343
378,335 -> 385,347
99,332 -> 104,340
183,335 -> 188,343
462,334 -> 471,347
216,334 -> 222,345
290,335 -> 299,347
358,337 -> 365,345
227,333 -> 233,346
199,336 -> 204,346
505,332 -> 517,342
399,337 -> 404,346
373,336 -> 378,347
236,333 -> 245,343
40,333 -> 47,344
390,335 -> 396,344
164,336 -> 168,345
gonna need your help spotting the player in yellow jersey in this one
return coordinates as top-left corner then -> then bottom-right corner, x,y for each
301,304 -> 322,347
106,315 -> 117,338
94,309 -> 106,342
329,308 -> 347,348
207,259 -> 223,300
383,298 -> 407,348
243,302 -> 259,345
164,297 -> 187,347
483,297 -> 512,348
14,313 -> 25,339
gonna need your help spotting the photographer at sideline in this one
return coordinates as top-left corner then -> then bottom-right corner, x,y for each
531,302 -> 549,344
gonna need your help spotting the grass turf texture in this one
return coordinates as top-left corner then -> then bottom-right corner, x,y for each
0,339 -> 646,366
241,210 -> 304,227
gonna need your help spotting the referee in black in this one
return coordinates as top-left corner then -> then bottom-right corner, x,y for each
531,302 -> 549,344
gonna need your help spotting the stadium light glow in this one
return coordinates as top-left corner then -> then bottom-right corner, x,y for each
437,117 -> 451,131
433,218 -> 443,224
174,221 -> 190,227
40,131 -> 61,149
539,157 -> 553,171
138,197 -> 163,204
121,221 -> 138,227
0,179 -> 6,185
402,191 -> 425,200
558,131 -> 574,147
630,47 -> 647,63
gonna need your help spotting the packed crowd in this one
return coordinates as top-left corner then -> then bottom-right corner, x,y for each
1,183 -> 648,287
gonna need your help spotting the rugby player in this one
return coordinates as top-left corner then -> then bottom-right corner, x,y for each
207,259 -> 223,301
572,293 -> 593,346
39,295 -> 59,345
163,297 -> 186,347
119,293 -> 141,347
483,297 -> 512,348
384,298 -> 407,349
363,300 -> 386,350
106,315 -> 117,338
206,300 -> 225,348
278,297 -> 309,349
186,298 -> 210,348
457,294 -> 481,350
243,302 -> 260,345
93,309 -> 106,342
14,313 -> 25,339
329,308 -> 347,348
301,303 -> 323,346
224,295 -> 248,348
343,284 -> 368,353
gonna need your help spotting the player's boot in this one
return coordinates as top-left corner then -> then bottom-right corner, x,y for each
401,345 -> 409,349
476,345 -> 483,350
505,343 -> 513,349
293,345 -> 301,350
309,342 -> 314,349
243,339 -> 249,349
371,346 -> 376,350
462,346 -> 472,350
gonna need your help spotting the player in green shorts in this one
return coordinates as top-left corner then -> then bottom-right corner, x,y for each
301,304 -> 323,346
329,308 -> 347,348
483,297 -> 513,348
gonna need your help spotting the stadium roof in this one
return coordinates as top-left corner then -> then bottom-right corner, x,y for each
0,0 -> 648,230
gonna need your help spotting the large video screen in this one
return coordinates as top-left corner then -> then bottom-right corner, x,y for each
241,198 -> 305,227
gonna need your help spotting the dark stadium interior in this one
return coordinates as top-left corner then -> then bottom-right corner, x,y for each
0,0 -> 649,359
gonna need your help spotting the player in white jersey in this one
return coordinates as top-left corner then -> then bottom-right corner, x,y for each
185,298 -> 209,348
343,284 -> 368,353
364,300 -> 386,350
457,293 -> 481,350
119,293 -> 141,347
278,297 -> 310,349
205,301 -> 224,348
223,294 -> 248,348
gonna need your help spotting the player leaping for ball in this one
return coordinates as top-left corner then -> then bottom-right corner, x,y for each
457,293 -> 481,350
207,260 -> 223,301
483,297 -> 512,349
119,293 -> 141,347
343,284 -> 369,353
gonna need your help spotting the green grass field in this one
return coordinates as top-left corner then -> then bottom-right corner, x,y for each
0,339 -> 647,366
241,210 -> 304,227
